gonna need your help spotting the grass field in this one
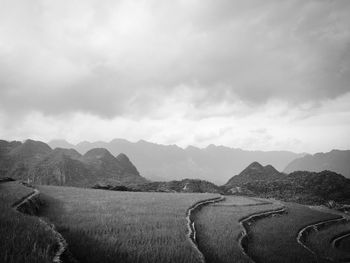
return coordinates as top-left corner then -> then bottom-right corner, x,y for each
338,235 -> 350,252
194,196 -> 282,263
246,202 -> 339,263
0,181 -> 57,263
37,185 -> 219,263
305,219 -> 350,261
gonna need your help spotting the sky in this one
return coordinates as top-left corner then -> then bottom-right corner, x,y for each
0,0 -> 349,153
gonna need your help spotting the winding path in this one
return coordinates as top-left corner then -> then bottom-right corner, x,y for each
186,196 -> 225,263
12,186 -> 68,263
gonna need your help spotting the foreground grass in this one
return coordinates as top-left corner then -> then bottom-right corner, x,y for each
38,185 -> 219,263
0,181 -> 57,263
306,218 -> 350,261
338,235 -> 350,252
247,202 -> 339,263
194,196 -> 281,263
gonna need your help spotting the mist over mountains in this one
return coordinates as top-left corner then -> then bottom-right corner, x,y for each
284,150 -> 350,178
49,139 -> 304,184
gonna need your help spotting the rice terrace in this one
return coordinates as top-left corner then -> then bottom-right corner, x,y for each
1,0 -> 350,262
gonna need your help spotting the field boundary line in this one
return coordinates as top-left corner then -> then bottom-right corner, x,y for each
238,206 -> 287,263
331,231 -> 350,248
12,186 -> 69,263
186,195 -> 225,263
296,216 -> 345,261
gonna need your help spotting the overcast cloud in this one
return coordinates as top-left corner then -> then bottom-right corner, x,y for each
0,0 -> 349,152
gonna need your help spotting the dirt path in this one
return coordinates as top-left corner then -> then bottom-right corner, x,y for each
12,186 -> 68,263
186,196 -> 225,263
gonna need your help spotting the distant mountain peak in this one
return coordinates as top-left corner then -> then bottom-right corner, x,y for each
10,139 -> 52,156
84,148 -> 113,159
284,149 -> 350,178
116,153 -> 140,176
225,162 -> 282,187
245,161 -> 264,170
51,148 -> 82,159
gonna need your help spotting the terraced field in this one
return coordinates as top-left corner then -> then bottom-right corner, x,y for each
2,182 -> 350,263
305,215 -> 350,261
0,181 -> 57,263
37,185 -> 219,263
194,196 -> 283,263
245,202 -> 340,263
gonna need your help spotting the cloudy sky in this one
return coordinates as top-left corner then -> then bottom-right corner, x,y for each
0,0 -> 349,153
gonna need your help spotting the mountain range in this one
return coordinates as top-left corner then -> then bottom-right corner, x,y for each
0,139 -> 147,187
49,139 -> 305,184
284,150 -> 350,178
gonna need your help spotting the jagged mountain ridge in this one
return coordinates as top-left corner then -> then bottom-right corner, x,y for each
284,150 -> 350,178
49,139 -> 304,184
0,139 -> 146,186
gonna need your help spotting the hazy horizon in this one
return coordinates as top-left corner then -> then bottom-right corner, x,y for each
1,0 -> 350,153
1,136 -> 348,155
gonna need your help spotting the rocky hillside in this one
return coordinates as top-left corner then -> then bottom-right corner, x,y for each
224,161 -> 350,205
225,162 -> 284,187
284,150 -> 350,178
49,138 -> 303,184
0,139 -> 147,187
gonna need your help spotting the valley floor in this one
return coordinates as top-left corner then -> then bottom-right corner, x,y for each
1,182 -> 350,263
37,185 -> 219,263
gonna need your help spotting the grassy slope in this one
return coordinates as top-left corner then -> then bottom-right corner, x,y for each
0,182 -> 57,263
246,202 -> 339,263
306,219 -> 350,261
37,185 -> 219,263
194,196 -> 282,263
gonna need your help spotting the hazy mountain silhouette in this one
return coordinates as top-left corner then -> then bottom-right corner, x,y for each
284,150 -> 350,178
0,139 -> 146,186
49,138 -> 304,184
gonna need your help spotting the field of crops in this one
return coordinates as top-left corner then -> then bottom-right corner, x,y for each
37,185 -> 219,263
0,181 -> 57,263
305,217 -> 350,261
246,202 -> 339,263
338,235 -> 350,252
194,196 -> 282,263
